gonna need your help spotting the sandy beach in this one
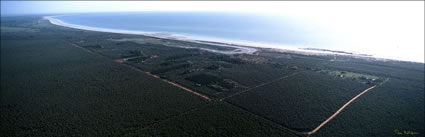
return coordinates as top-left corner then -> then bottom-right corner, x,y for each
43,15 -> 404,62
44,16 -> 261,54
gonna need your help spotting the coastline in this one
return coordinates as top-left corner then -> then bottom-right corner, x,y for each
43,15 -> 422,63
44,15 -> 258,55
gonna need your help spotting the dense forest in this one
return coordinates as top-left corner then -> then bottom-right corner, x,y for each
227,71 -> 372,131
0,22 -> 208,136
1,16 -> 423,137
129,102 -> 297,137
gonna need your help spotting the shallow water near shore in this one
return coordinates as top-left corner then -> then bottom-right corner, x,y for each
54,12 -> 327,48
52,12 -> 424,63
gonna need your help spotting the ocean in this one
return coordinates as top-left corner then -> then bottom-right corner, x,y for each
54,12 -> 328,49
52,12 -> 424,63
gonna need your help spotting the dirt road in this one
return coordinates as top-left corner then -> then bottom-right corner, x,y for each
70,43 -> 212,102
219,71 -> 301,101
303,85 -> 377,135
304,78 -> 389,135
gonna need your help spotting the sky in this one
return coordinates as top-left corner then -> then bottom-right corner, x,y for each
1,1 -> 424,62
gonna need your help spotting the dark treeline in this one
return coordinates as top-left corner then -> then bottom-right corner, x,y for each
1,15 -> 423,137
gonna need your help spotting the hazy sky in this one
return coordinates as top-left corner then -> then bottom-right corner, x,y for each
1,1 -> 424,62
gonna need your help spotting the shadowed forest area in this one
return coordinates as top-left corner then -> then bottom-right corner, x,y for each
1,16 -> 423,137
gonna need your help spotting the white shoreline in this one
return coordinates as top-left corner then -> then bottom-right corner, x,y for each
44,15 -> 258,55
43,15 -> 422,63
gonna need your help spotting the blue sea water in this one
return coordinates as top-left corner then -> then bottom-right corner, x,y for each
54,12 -> 330,49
